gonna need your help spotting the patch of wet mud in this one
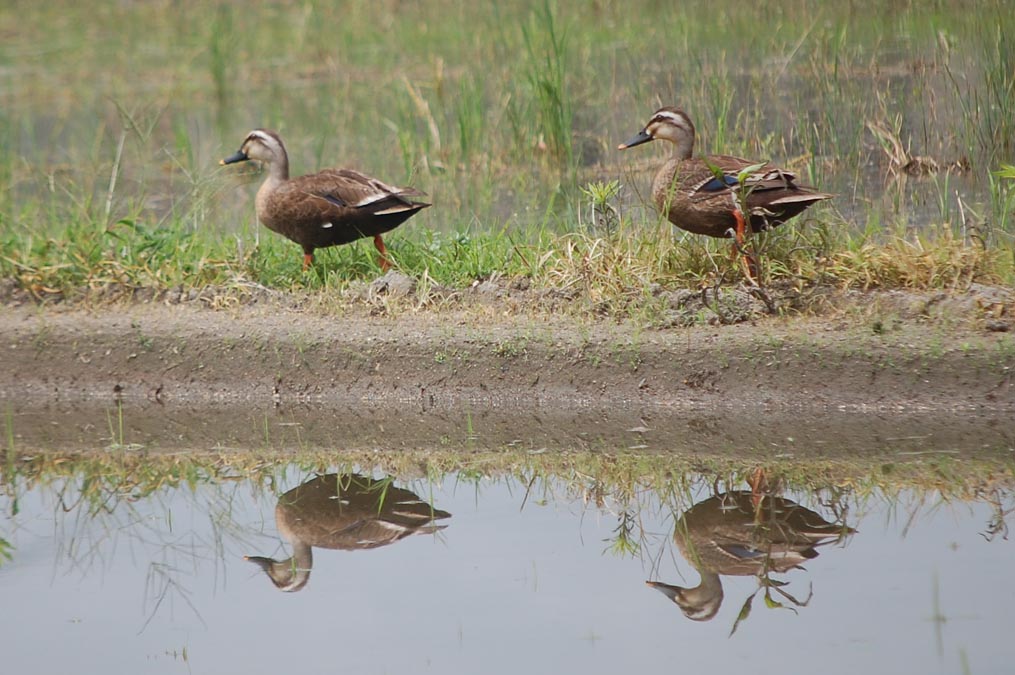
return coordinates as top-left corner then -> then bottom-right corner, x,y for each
6,400 -> 1014,458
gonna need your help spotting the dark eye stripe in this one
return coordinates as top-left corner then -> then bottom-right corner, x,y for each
651,113 -> 682,125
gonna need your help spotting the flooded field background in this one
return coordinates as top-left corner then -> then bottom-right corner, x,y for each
4,1 -> 1015,240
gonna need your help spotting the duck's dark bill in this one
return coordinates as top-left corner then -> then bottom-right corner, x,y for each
220,150 -> 249,165
644,580 -> 681,601
618,129 -> 653,149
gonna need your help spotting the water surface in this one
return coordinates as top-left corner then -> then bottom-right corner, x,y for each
2,464 -> 1012,675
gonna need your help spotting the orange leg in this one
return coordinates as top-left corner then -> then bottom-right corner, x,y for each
734,208 -> 746,244
748,467 -> 769,509
731,210 -> 760,284
374,235 -> 391,272
302,252 -> 314,270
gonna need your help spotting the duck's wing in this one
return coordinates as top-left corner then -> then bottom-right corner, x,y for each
323,512 -> 449,550
685,155 -> 831,208
310,168 -> 429,214
680,155 -> 758,202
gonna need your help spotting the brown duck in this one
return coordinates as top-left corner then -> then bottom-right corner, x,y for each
646,491 -> 853,622
246,473 -> 451,592
221,129 -> 429,270
619,107 -> 832,278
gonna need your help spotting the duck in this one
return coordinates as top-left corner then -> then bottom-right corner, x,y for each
618,107 -> 832,280
221,129 -> 430,270
245,473 -> 451,592
646,490 -> 853,622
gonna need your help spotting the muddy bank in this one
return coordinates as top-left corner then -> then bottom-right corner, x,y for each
2,286 -> 1014,455
1,292 -> 1012,414
7,399 -> 1013,458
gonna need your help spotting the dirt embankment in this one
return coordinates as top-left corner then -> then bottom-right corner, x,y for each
1,285 -> 1012,414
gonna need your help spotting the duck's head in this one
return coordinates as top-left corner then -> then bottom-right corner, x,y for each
645,579 -> 723,622
618,107 -> 695,159
244,554 -> 311,593
221,129 -> 287,166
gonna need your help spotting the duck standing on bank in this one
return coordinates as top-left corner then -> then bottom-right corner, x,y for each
619,107 -> 832,281
221,129 -> 429,270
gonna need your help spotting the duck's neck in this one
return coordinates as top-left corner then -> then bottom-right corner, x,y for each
268,150 -> 290,182
679,570 -> 724,620
255,156 -> 289,217
671,134 -> 694,161
687,570 -> 723,600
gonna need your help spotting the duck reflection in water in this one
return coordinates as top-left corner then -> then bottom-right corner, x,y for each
246,473 -> 451,592
646,489 -> 854,624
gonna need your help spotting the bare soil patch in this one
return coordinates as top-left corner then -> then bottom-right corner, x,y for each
2,281 -> 1012,412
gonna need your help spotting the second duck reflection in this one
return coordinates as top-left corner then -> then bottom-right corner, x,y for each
246,473 -> 451,592
647,488 -> 855,624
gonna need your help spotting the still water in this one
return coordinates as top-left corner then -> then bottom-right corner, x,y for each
1,465 -> 1012,675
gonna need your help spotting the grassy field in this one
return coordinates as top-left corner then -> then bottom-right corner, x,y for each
2,0 -> 1014,305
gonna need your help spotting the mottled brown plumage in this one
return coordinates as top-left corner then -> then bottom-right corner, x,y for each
646,491 -> 853,621
221,129 -> 429,270
619,107 -> 833,239
245,473 -> 451,592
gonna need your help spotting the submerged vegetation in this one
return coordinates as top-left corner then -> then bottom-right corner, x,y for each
2,446 -> 1013,562
2,1 -> 1015,309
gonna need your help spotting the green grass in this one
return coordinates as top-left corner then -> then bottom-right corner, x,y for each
3,206 -> 1008,313
5,447 -> 1014,520
2,1 -> 1014,310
